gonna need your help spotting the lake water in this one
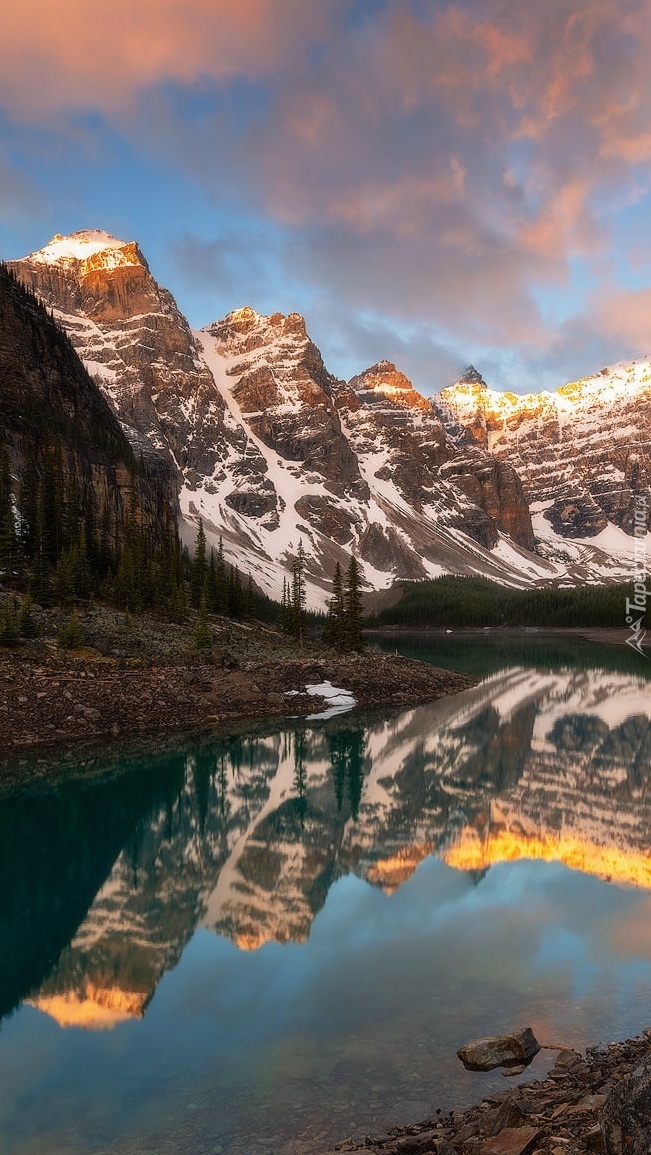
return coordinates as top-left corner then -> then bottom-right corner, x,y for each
1,635 -> 650,1155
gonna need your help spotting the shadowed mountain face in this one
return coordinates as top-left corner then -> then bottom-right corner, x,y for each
0,263 -> 176,548
4,659 -> 649,1032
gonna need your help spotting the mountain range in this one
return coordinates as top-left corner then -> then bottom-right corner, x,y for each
8,230 -> 651,606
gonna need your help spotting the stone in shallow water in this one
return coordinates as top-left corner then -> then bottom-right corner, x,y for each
457,1028 -> 540,1072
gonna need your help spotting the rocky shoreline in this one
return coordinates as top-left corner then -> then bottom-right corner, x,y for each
327,1031 -> 651,1155
0,611 -> 477,786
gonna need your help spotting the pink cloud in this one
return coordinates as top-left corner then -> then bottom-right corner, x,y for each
593,284 -> 651,353
0,0 -> 339,117
208,0 -> 651,345
7,0 -> 651,377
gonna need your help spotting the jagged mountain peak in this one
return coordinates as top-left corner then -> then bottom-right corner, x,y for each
458,364 -> 487,388
206,305 -> 308,353
369,358 -> 397,373
435,355 -> 651,543
348,361 -> 432,412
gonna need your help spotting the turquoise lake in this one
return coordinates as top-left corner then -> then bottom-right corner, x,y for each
0,635 -> 650,1154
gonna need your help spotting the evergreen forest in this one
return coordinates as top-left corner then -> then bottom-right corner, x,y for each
367,575 -> 640,629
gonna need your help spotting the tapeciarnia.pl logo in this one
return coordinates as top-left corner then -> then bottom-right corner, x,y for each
625,493 -> 649,657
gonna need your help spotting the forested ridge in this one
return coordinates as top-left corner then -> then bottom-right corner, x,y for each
368,575 -> 636,628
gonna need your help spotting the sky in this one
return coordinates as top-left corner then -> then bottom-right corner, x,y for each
2,0 -> 651,394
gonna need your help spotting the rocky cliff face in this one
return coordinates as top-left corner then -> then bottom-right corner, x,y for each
435,363 -> 651,550
200,326 -> 546,592
207,307 -> 362,496
0,262 -> 175,546
337,361 -> 535,552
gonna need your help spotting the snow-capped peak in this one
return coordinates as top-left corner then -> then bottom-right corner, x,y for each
442,356 -> 651,413
29,230 -> 129,264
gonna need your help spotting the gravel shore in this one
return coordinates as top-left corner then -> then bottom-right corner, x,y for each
0,607 -> 476,786
328,1031 -> 651,1155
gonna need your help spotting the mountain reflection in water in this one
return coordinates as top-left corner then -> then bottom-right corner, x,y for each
2,661 -> 649,1034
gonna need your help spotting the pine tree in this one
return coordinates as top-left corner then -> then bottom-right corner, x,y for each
18,594 -> 38,638
344,554 -> 364,651
39,451 -> 64,569
193,593 -> 213,650
190,519 -> 208,608
0,599 -> 19,646
245,573 -> 254,619
290,539 -> 307,644
74,525 -> 93,599
168,581 -> 187,623
63,472 -> 81,551
83,487 -> 99,576
323,561 -> 346,650
215,537 -> 227,613
19,450 -> 39,563
227,564 -> 245,619
0,441 -> 20,587
54,548 -> 75,603
57,611 -> 83,649
98,502 -> 113,576
277,576 -> 290,633
206,548 -> 218,613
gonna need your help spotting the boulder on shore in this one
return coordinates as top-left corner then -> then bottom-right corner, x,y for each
457,1027 -> 540,1072
602,1056 -> 651,1154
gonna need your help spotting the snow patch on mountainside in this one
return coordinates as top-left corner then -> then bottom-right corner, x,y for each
531,502 -> 651,579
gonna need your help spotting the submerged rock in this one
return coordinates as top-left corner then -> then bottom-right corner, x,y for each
457,1027 -> 540,1072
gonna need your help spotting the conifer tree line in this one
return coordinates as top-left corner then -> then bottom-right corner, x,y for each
0,432 -> 185,617
1,432 -> 365,643
277,539 -> 308,641
186,520 -> 282,648
187,520 -> 259,622
276,543 -> 365,649
366,574 -> 644,629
